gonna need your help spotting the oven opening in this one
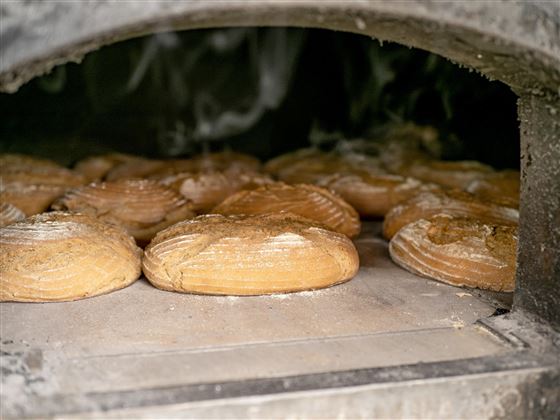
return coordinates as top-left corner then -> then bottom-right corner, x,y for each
1,21 -> 557,419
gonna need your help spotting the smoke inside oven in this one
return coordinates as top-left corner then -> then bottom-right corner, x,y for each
0,28 -> 519,169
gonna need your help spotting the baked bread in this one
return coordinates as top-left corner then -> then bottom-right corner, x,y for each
52,179 -> 194,245
399,159 -> 494,189
466,170 -> 520,208
317,171 -> 440,218
105,157 -> 167,181
376,123 -> 440,173
0,153 -> 86,216
74,153 -> 140,181
188,151 -> 261,173
389,215 -> 517,292
273,153 -> 385,185
213,183 -> 361,238
0,202 -> 26,227
0,212 -> 142,302
156,170 -> 274,214
264,148 -> 324,175
382,188 -> 519,240
143,213 -> 360,295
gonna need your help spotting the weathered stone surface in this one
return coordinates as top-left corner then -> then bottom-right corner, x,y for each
1,1 -> 559,95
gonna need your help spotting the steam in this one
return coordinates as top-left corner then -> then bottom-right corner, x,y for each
124,28 -> 304,155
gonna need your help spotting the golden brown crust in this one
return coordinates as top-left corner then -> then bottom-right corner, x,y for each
0,211 -> 142,302
264,148 -> 326,175
0,202 -> 26,227
389,215 -> 517,292
52,179 -> 195,245
273,153 -> 385,185
156,170 -> 274,214
466,170 -> 520,207
0,153 -> 86,216
382,188 -> 519,240
74,153 -> 141,181
213,183 -> 361,238
399,159 -> 494,189
142,213 -> 360,296
317,171 -> 440,218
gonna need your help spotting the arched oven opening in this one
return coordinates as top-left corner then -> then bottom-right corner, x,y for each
1,2 -> 558,418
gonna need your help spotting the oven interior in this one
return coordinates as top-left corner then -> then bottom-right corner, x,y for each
1,25 -> 558,419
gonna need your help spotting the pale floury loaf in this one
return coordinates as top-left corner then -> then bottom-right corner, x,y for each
0,212 -> 142,302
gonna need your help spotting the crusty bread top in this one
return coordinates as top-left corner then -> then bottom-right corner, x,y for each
383,188 -> 519,239
148,213 -> 343,245
213,182 -> 361,237
0,211 -> 139,249
0,202 -> 26,228
53,179 -> 193,227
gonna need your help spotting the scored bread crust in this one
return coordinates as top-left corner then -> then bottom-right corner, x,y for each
399,159 -> 494,189
156,170 -> 274,214
389,215 -> 517,292
317,171 -> 440,218
466,170 -> 520,208
0,211 -> 142,302
74,153 -> 141,181
142,213 -> 360,296
382,188 -> 519,240
212,183 -> 361,238
0,202 -> 26,227
0,154 -> 86,216
52,179 -> 195,245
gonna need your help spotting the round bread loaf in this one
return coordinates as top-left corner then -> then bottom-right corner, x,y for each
213,183 -> 361,238
0,202 -> 26,227
188,151 -> 261,173
317,172 -> 440,218
52,179 -> 194,245
400,159 -> 494,189
389,215 -> 517,292
105,157 -> 167,181
0,212 -> 142,302
156,170 -> 274,214
466,170 -> 520,208
382,188 -> 519,240
264,148 -> 324,175
74,153 -> 140,181
143,213 -> 360,295
0,153 -> 86,216
274,153 -> 385,185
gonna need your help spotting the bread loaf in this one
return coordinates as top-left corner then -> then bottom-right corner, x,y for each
143,213 -> 360,295
382,188 -> 519,240
389,215 -> 517,292
317,172 -> 440,218
74,153 -> 140,181
52,179 -> 194,245
155,170 -> 274,214
466,170 -> 520,208
399,159 -> 494,189
0,202 -> 25,227
213,183 -> 361,238
273,153 -> 385,185
0,153 -> 86,215
0,212 -> 142,302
